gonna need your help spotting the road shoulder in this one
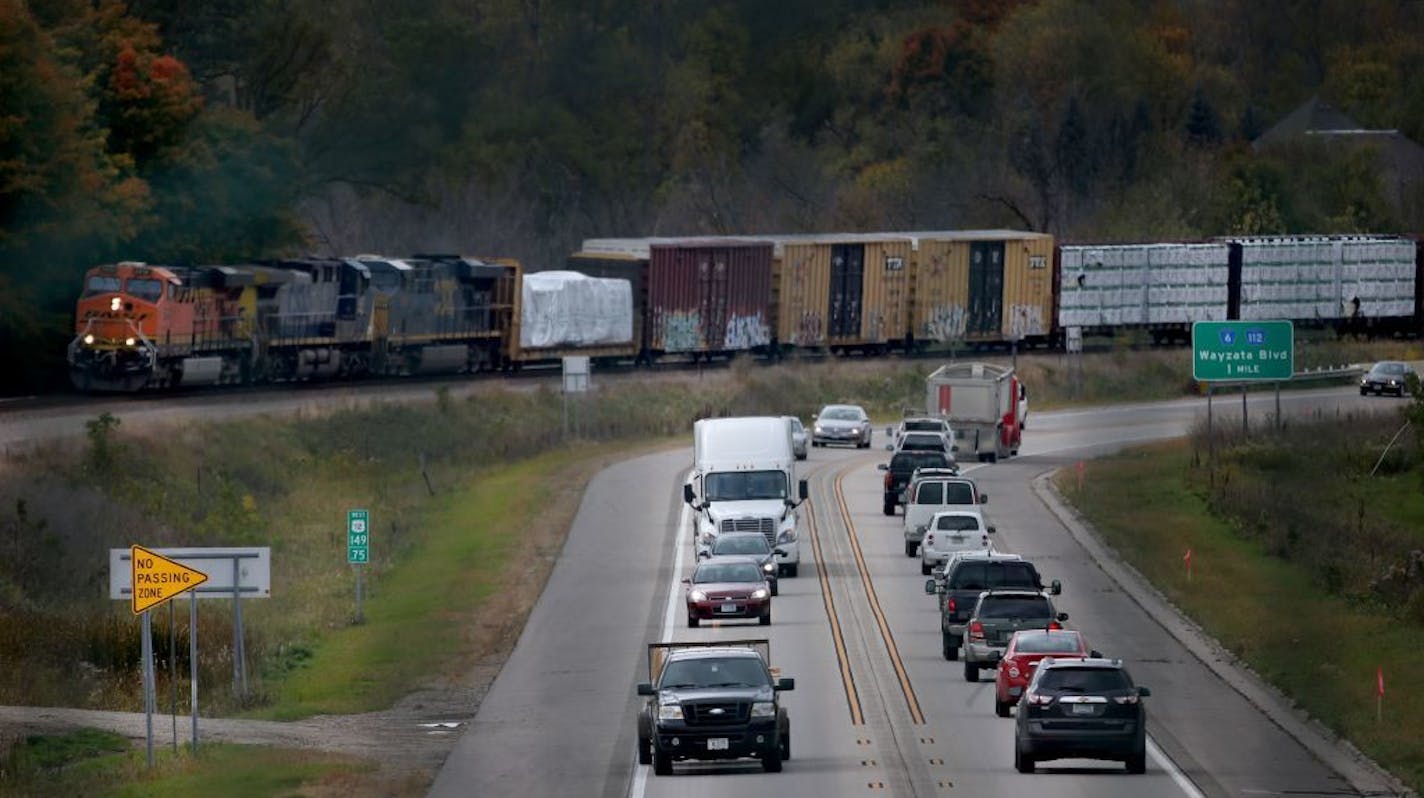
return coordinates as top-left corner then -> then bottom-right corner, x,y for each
1031,469 -> 1415,798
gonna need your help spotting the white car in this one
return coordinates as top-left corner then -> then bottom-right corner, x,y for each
920,509 -> 994,575
902,474 -> 987,557
782,416 -> 808,460
888,416 -> 955,447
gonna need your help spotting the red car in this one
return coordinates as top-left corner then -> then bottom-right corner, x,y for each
684,557 -> 772,627
994,629 -> 1097,717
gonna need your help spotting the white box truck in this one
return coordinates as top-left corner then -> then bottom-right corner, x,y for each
683,417 -> 808,577
924,362 -> 1023,463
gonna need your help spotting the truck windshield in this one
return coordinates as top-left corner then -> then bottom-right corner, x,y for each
705,470 -> 786,501
660,657 -> 770,689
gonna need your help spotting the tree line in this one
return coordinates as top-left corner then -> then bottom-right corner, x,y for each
4,0 -> 1423,391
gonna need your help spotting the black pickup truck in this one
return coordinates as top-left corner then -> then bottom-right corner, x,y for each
925,553 -> 1060,661
636,639 -> 794,775
876,450 -> 953,515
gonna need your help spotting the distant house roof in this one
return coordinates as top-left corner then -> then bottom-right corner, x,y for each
1253,96 -> 1369,147
1253,96 -> 1424,212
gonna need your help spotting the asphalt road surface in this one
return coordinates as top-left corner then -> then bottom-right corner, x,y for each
428,386 -> 1410,797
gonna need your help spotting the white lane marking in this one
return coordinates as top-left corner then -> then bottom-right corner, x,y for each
630,491 -> 692,798
1149,735 -> 1207,798
661,497 -> 692,641
957,463 -> 1204,797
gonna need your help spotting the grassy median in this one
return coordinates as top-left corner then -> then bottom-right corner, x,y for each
1058,432 -> 1424,792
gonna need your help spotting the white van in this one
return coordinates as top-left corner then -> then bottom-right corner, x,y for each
684,417 -> 808,577
902,475 -> 989,558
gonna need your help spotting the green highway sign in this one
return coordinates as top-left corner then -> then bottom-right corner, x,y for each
1192,320 -> 1294,382
347,509 -> 369,564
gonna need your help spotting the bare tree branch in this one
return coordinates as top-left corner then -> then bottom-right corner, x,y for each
976,193 -> 1037,230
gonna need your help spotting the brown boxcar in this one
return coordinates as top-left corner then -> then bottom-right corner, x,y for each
647,240 -> 775,354
908,230 -> 1056,348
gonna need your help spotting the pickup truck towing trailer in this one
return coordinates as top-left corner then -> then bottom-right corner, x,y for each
636,639 -> 794,775
925,362 -> 1022,462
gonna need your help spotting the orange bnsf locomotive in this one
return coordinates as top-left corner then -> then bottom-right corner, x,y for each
68,256 -> 521,391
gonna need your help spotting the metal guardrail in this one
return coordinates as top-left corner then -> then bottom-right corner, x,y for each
1291,364 -> 1365,382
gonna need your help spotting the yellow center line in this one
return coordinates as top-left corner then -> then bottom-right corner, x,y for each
834,468 -> 926,725
804,492 -> 865,726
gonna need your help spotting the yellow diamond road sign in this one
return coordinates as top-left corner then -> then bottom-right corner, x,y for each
131,545 -> 209,615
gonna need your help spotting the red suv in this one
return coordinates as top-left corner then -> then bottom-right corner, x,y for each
994,629 -> 1097,717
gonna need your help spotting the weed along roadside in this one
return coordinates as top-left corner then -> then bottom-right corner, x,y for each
1054,421 -> 1424,794
0,346 -> 1419,793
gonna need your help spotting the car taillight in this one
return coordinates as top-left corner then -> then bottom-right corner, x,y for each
924,533 -> 935,547
1048,621 -> 1062,631
946,597 -> 956,614
1008,665 -> 1020,678
1113,694 -> 1140,705
1024,693 -> 1054,706
968,621 -> 985,641
884,473 -> 893,489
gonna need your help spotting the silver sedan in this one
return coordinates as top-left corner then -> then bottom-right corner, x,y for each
812,404 -> 873,449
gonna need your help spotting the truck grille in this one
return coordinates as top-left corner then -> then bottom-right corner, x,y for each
720,517 -> 776,545
684,700 -> 751,726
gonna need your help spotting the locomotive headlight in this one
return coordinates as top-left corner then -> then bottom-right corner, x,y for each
124,337 -> 136,347
83,334 -> 95,345
110,297 -> 121,311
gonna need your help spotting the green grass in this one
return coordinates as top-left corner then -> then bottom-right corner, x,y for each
0,732 -> 368,798
246,441 -> 640,719
1059,441 -> 1424,792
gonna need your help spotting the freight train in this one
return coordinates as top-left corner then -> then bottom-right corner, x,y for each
67,231 -> 1424,391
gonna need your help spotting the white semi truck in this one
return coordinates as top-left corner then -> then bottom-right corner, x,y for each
683,417 -> 808,577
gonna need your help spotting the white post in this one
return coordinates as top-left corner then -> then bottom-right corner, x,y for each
190,590 -> 199,750
142,611 -> 154,768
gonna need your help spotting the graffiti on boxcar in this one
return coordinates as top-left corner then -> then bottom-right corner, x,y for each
662,310 -> 703,352
724,313 -> 770,349
923,304 -> 967,343
1007,304 -> 1046,338
797,312 -> 823,344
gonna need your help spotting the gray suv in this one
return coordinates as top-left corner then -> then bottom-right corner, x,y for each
960,589 -> 1067,682
925,553 -> 1060,661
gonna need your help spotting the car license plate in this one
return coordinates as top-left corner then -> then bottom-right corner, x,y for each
1071,703 -> 1095,716
707,738 -> 729,750
949,535 -> 964,544
720,602 -> 737,613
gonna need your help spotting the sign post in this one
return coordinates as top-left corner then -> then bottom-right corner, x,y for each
111,546 -> 271,752
129,545 -> 209,767
348,509 -> 369,623
1192,321 -> 1294,451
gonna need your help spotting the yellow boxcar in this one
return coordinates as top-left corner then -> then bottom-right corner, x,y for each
771,234 -> 916,351
908,231 -> 1055,348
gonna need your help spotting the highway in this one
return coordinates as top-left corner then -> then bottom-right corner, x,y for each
428,385 -> 1409,797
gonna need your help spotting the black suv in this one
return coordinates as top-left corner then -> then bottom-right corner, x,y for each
1015,657 -> 1151,774
877,450 -> 953,515
925,554 -> 1060,661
